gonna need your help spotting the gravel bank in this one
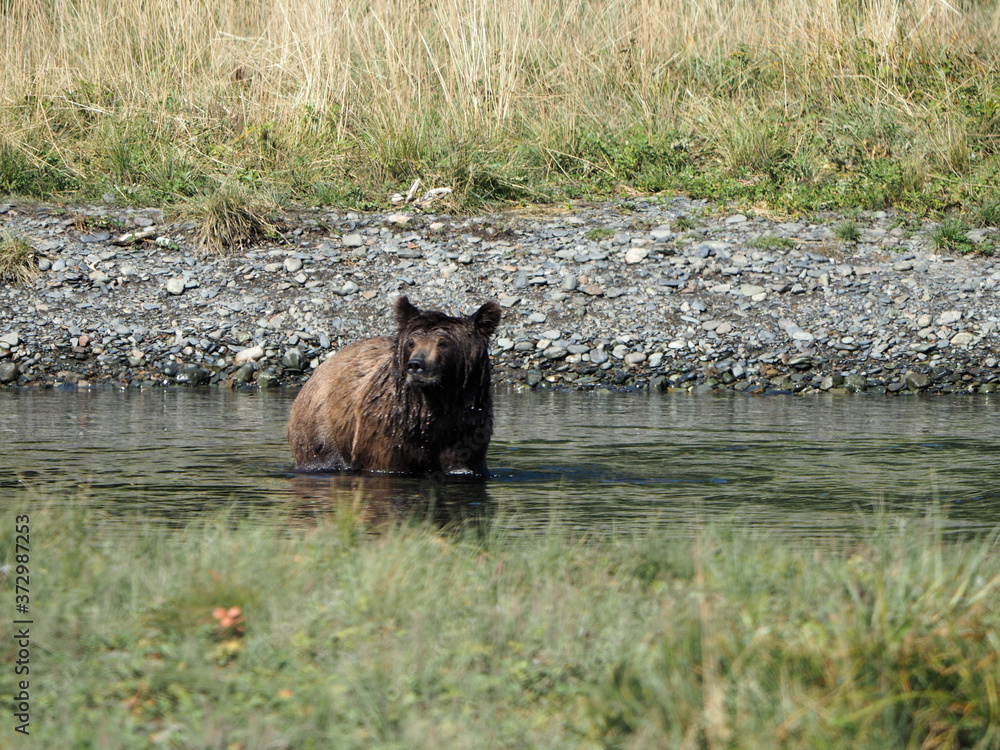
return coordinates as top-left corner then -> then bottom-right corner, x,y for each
2,197 -> 999,395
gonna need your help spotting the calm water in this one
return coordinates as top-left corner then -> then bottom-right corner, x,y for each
1,388 -> 999,536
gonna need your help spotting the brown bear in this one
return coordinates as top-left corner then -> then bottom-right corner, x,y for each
287,295 -> 502,476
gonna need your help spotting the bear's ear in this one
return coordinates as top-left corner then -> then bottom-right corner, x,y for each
470,300 -> 502,338
395,295 -> 419,329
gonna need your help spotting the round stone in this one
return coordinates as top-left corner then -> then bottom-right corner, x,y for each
175,365 -> 210,386
0,361 -> 20,384
589,348 -> 609,365
281,348 -> 305,371
232,363 -> 256,384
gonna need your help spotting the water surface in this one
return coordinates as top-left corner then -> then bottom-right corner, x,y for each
1,388 -> 998,536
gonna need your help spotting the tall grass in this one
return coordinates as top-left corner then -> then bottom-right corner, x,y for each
1,503 -> 999,748
1,0 -> 999,210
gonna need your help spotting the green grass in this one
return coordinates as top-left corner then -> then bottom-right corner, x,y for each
2,503 -> 999,749
672,216 -> 701,231
834,220 -> 862,243
2,1 -> 1000,216
973,200 -> 1000,228
0,232 -> 36,284
930,218 -> 978,254
585,227 -> 615,241
747,233 -> 796,251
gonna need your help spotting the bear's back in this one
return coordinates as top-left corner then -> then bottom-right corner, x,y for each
287,336 -> 395,471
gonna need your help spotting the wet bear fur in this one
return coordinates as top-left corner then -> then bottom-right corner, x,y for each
288,295 -> 502,476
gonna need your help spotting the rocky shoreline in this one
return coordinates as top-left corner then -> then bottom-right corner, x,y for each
2,196 -> 999,395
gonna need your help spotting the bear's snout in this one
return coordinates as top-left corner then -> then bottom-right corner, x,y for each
404,345 -> 441,386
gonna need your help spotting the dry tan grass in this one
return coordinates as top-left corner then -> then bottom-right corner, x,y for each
2,0 -> 992,131
1,0 -> 998,206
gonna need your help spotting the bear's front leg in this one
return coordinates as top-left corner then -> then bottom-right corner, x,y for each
437,445 -> 488,478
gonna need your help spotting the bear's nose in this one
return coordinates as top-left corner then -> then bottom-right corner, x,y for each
407,357 -> 425,374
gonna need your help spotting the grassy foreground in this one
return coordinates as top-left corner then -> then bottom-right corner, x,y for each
2,0 -> 1000,216
1,504 -> 999,749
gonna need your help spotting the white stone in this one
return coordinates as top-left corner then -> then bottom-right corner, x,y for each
284,257 -> 303,273
235,345 -> 265,364
937,310 -> 962,326
950,332 -> 975,346
624,247 -> 649,264
166,277 -> 186,295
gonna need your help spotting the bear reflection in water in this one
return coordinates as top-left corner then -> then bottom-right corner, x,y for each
288,295 -> 502,477
288,472 -> 493,530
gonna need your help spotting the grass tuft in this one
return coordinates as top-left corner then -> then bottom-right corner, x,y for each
672,216 -> 700,231
747,233 -> 795,250
0,232 -> 37,284
930,218 -> 974,254
834,220 -> 861,243
585,227 -> 615,241
972,200 -> 1000,228
183,185 -> 281,254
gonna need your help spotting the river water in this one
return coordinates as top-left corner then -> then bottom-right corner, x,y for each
1,388 -> 998,537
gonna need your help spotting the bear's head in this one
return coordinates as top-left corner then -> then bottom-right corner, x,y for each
394,296 -> 502,390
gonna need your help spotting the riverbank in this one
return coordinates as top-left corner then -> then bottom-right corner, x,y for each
1,503 -> 998,748
1,197 -> 999,394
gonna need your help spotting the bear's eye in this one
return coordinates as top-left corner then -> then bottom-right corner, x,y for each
437,337 -> 451,349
